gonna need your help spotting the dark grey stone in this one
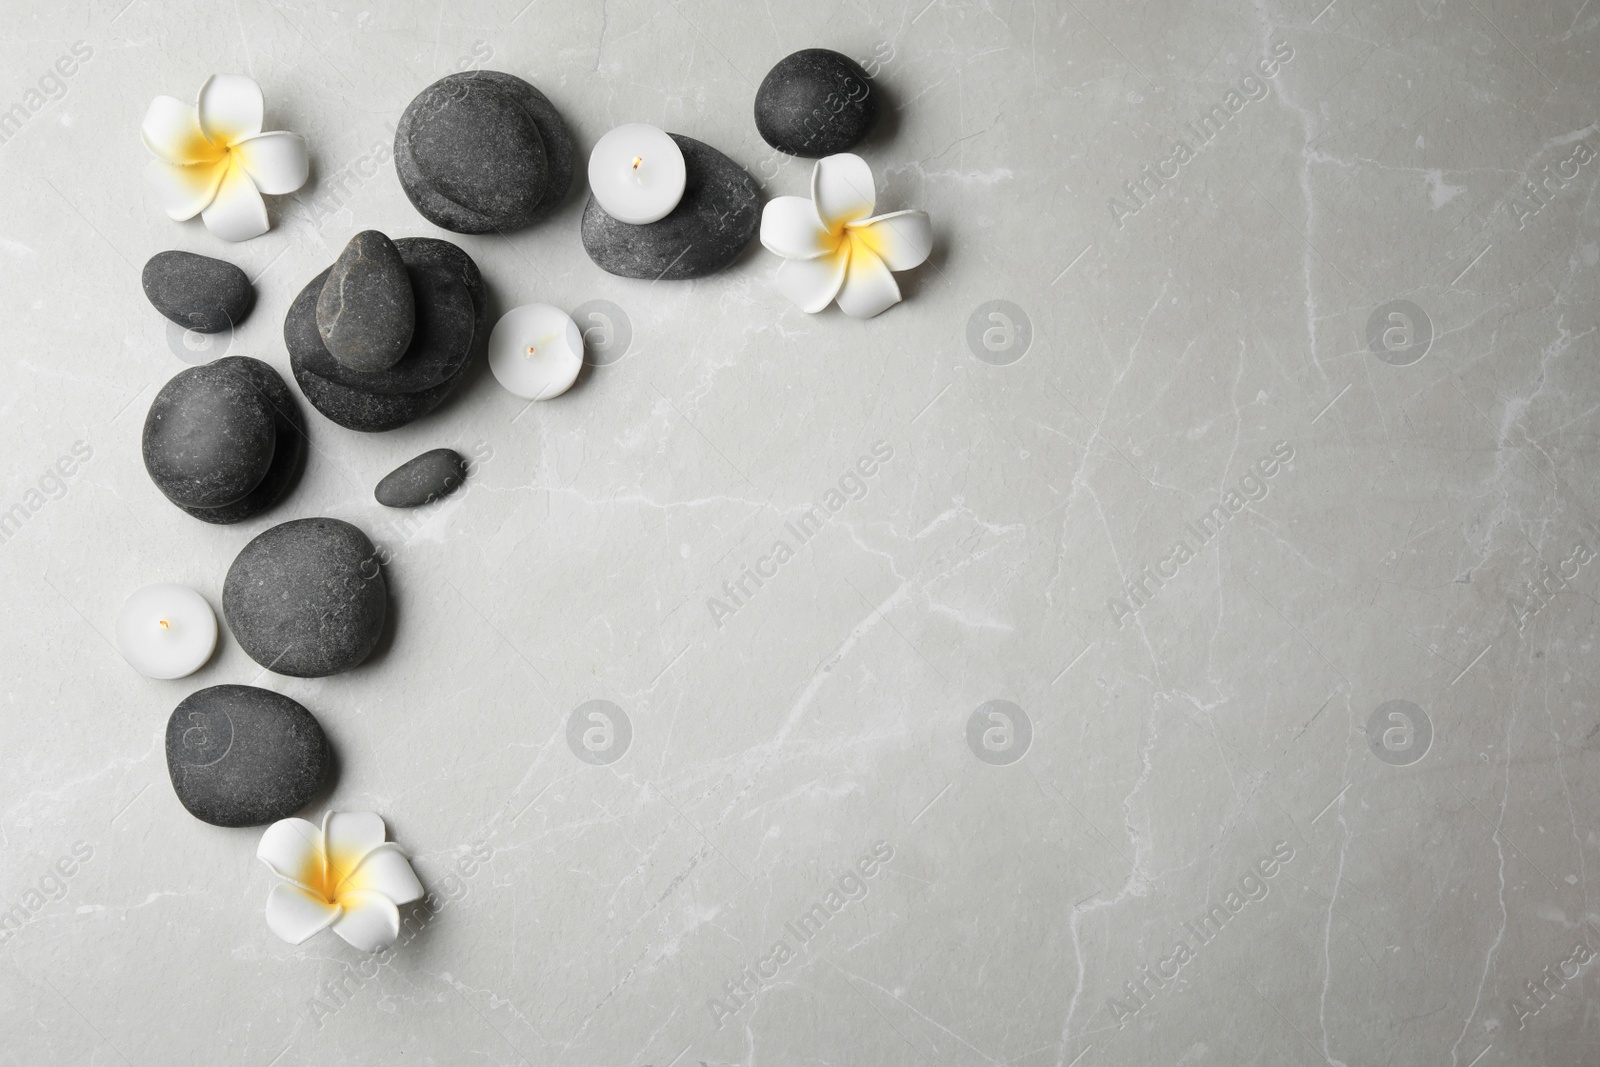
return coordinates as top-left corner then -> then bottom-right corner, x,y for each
394,71 -> 573,233
286,238 -> 486,432
316,231 -> 415,372
754,49 -> 880,158
141,250 -> 255,333
143,362 -> 275,510
375,448 -> 468,508
223,517 -> 388,678
581,135 -> 762,280
165,685 -> 330,828
174,357 -> 306,526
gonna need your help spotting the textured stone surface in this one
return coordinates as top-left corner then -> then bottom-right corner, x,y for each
164,685 -> 330,828
375,448 -> 468,507
286,237 -> 486,432
171,357 -> 306,526
316,230 -> 414,372
581,134 -> 761,279
394,70 -> 573,233
754,48 -> 880,157
15,4 -> 1600,1066
142,361 -> 275,510
141,250 -> 255,333
222,517 -> 387,678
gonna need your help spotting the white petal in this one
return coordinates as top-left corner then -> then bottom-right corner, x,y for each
145,158 -> 225,221
774,245 -> 849,314
257,818 -> 324,891
811,153 -> 876,232
322,811 -> 388,888
200,158 -> 269,242
847,210 -> 932,272
141,96 -> 219,164
337,843 -> 424,905
760,196 -> 834,260
835,243 -> 902,319
231,131 -> 308,195
197,73 -> 263,146
264,883 -> 340,945
331,890 -> 401,952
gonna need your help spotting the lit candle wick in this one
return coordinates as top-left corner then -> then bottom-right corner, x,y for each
526,345 -> 537,356
631,156 -> 642,170
158,618 -> 170,630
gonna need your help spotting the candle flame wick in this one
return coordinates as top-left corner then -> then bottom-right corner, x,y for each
526,345 -> 537,356
631,156 -> 642,170
158,618 -> 170,630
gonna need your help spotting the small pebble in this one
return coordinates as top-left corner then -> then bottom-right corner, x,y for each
316,231 -> 415,373
375,448 -> 469,508
754,49 -> 881,157
142,250 -> 255,333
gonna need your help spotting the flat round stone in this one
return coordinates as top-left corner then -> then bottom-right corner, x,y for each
173,357 -> 306,526
316,231 -> 415,372
223,517 -> 387,678
166,685 -> 330,828
286,237 -> 486,432
581,134 -> 762,280
143,361 -> 276,510
395,71 -> 574,233
142,250 -> 255,333
375,448 -> 468,508
755,49 -> 880,157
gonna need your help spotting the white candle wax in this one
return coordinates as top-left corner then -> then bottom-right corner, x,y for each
115,583 -> 218,680
488,304 -> 585,400
587,124 -> 686,225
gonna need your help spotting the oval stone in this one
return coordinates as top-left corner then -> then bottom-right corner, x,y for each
581,134 -> 762,280
143,361 -> 276,510
173,357 -> 306,526
142,250 -> 255,333
223,517 -> 388,678
375,448 -> 468,508
754,49 -> 881,158
316,230 -> 415,373
165,685 -> 331,828
395,71 -> 574,233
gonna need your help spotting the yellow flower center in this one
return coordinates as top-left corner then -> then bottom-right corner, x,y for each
297,845 -> 368,906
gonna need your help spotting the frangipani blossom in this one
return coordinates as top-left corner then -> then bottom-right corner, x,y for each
257,811 -> 424,952
142,74 -> 308,242
759,153 -> 932,319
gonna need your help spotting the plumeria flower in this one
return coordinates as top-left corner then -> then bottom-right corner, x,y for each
759,153 -> 933,319
141,74 -> 308,242
257,811 -> 424,952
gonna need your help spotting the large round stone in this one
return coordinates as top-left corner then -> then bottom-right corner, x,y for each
143,361 -> 276,510
581,135 -> 762,280
394,71 -> 574,233
223,518 -> 387,678
173,357 -> 306,526
165,685 -> 330,828
142,250 -> 255,333
754,49 -> 880,157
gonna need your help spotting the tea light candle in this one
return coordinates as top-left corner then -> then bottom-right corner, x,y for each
115,583 -> 217,679
488,304 -> 584,400
588,124 -> 686,224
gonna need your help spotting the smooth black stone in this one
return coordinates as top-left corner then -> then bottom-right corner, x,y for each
223,517 -> 388,678
286,238 -> 486,432
394,71 -> 573,233
143,362 -> 275,510
375,448 -> 468,508
317,231 -> 415,372
754,49 -> 880,157
166,685 -> 330,828
581,135 -> 761,280
175,357 -> 306,526
141,250 -> 255,333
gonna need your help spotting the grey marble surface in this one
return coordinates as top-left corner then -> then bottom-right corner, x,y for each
2,1 -> 1598,1064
